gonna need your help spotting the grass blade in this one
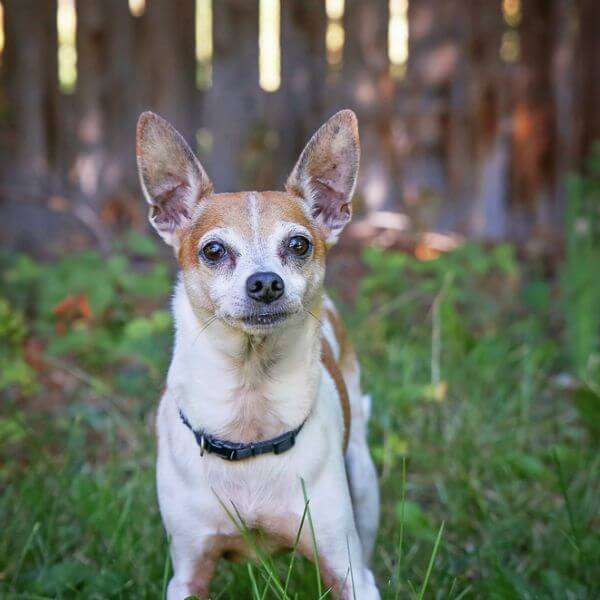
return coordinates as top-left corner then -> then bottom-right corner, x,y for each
108,486 -> 133,550
11,521 -> 40,587
453,585 -> 473,600
316,587 -> 334,599
301,478 -> 323,597
213,490 -> 287,598
552,447 -> 593,583
260,570 -> 273,600
247,563 -> 261,600
283,499 -> 309,595
346,536 -> 357,600
552,448 -> 580,551
394,456 -> 407,600
417,520 -> 445,600
161,535 -> 172,600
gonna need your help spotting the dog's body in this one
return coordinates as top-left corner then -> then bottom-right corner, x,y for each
136,111 -> 380,599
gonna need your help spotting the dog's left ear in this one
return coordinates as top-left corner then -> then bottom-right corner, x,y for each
286,109 -> 360,245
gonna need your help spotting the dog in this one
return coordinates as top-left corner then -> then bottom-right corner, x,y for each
136,109 -> 380,599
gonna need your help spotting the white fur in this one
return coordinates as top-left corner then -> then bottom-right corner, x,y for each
157,283 -> 380,599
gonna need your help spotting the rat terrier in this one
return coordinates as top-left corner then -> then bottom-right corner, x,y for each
136,109 -> 380,599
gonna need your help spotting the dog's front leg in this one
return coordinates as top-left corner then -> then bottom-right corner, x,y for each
166,534 -> 219,600
302,482 -> 381,600
315,530 -> 380,600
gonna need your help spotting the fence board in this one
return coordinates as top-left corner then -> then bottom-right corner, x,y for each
0,0 -> 599,253
205,0 -> 261,191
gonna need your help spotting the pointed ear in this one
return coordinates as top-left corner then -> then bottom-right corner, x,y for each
136,111 -> 213,248
286,110 -> 360,245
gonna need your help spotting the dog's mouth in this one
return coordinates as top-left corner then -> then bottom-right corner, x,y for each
239,311 -> 290,327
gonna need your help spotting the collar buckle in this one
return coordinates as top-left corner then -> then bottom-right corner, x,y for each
273,432 -> 296,455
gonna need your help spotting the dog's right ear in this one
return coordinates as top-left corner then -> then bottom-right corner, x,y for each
136,112 -> 213,248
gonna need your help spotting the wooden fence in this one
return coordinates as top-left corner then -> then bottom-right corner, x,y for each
0,0 -> 598,253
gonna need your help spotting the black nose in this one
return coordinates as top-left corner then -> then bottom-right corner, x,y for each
246,272 -> 285,304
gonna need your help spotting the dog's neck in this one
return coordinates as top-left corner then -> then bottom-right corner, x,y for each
167,279 -> 322,442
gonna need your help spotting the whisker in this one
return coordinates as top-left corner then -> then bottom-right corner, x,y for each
198,316 -> 218,335
189,292 -> 231,349
305,309 -> 323,327
190,315 -> 218,349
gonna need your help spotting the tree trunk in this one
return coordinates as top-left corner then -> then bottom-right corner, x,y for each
203,0 -> 260,191
573,0 -> 600,168
103,0 -> 140,191
343,0 -> 398,212
465,0 -> 507,238
140,0 -> 197,143
0,0 -> 69,253
511,0 -> 557,236
1,0 -> 59,192
402,0 -> 463,227
74,0 -> 109,200
279,0 -> 327,181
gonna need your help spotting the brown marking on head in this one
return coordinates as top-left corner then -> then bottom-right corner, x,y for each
178,191 -> 327,271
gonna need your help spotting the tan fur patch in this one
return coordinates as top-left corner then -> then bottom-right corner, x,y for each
187,547 -> 220,598
178,191 -> 327,270
321,336 -> 351,450
325,308 -> 349,364
258,512 -> 348,596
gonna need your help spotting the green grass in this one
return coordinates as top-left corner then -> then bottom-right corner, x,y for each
1,234 -> 599,598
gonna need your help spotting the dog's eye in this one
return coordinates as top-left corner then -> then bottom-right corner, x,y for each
287,235 -> 311,257
201,241 -> 227,263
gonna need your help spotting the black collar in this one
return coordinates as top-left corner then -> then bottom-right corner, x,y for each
179,410 -> 305,461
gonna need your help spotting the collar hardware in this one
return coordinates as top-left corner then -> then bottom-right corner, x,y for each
179,410 -> 305,462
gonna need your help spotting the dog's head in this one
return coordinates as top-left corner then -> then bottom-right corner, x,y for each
136,110 -> 359,334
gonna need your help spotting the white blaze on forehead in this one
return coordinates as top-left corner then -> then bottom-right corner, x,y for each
247,192 -> 260,246
245,191 -> 278,272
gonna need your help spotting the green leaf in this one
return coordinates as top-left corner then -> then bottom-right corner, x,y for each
573,387 -> 600,441
506,452 -> 549,480
125,231 -> 160,257
395,500 -> 434,540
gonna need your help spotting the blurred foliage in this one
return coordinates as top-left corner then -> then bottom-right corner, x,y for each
1,224 -> 599,597
0,298 -> 36,393
344,240 -> 598,597
562,143 -> 600,429
564,152 -> 600,372
0,231 -> 172,405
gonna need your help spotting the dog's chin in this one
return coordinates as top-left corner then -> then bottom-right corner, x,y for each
225,310 -> 297,334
